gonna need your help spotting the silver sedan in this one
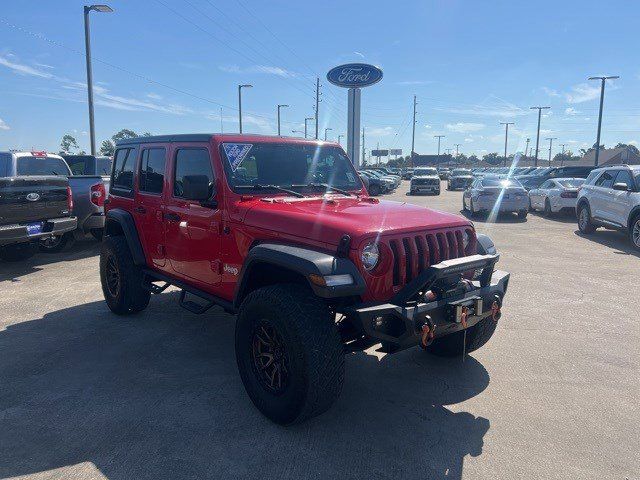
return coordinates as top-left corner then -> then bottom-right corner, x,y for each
462,176 -> 529,219
528,178 -> 584,216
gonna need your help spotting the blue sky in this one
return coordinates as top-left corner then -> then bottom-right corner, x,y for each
0,0 -> 638,160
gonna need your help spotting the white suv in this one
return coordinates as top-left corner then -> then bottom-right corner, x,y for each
576,165 -> 640,250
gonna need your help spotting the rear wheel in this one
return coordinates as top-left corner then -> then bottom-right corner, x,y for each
578,204 -> 596,234
0,242 -> 37,262
38,232 -> 72,253
426,315 -> 498,357
100,236 -> 150,315
235,284 -> 344,425
629,214 -> 640,251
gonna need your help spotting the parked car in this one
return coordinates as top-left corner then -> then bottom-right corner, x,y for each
357,172 -> 370,192
447,168 -> 474,190
371,167 -> 401,187
528,178 -> 584,216
437,167 -> 450,180
516,165 -> 595,191
100,133 -> 510,425
364,169 -> 398,190
0,151 -> 77,261
409,167 -> 440,195
359,170 -> 393,194
576,165 -> 640,250
402,168 -> 414,180
63,154 -> 112,192
462,176 -> 529,219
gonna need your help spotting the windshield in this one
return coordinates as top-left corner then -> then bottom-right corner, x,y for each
221,143 -> 362,193
452,169 -> 471,176
558,179 -> 584,188
482,178 -> 523,188
16,156 -> 71,176
414,168 -> 437,176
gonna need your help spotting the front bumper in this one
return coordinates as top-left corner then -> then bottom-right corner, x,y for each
411,183 -> 440,193
474,196 -> 528,212
348,254 -> 509,352
0,216 -> 78,246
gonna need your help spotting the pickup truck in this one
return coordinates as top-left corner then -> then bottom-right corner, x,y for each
0,152 -> 77,261
1,152 -> 108,252
99,134 -> 510,425
62,154 -> 112,193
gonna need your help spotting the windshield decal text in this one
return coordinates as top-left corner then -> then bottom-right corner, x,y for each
223,143 -> 253,172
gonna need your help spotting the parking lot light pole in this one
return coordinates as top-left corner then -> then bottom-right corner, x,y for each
238,84 -> 252,133
276,104 -> 288,136
324,128 -> 332,141
500,122 -> 514,167
530,106 -> 550,167
588,75 -> 619,166
304,117 -> 313,139
559,144 -> 566,166
434,135 -> 445,157
83,4 -> 113,156
337,134 -> 344,145
545,137 -> 557,166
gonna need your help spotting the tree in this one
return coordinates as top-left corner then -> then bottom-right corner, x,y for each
100,139 -> 115,156
468,154 -> 479,164
482,152 -> 502,165
59,134 -> 80,154
111,129 -> 138,143
614,143 -> 639,155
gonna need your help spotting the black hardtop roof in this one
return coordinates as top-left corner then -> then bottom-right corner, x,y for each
115,133 -> 326,147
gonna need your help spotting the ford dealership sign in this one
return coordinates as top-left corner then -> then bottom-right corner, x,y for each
326,63 -> 383,88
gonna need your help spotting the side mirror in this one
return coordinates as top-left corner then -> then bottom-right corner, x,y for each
183,175 -> 212,201
612,182 -> 630,192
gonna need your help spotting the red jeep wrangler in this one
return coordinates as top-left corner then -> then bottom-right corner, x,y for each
100,134 -> 509,424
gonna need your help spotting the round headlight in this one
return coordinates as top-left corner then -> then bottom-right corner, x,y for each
361,243 -> 380,271
463,230 -> 472,250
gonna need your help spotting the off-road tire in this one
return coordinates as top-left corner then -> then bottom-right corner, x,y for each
426,315 -> 499,358
235,284 -> 344,425
90,228 -> 104,242
629,213 -> 640,251
0,242 -> 37,262
100,236 -> 150,315
38,232 -> 71,253
577,203 -> 596,234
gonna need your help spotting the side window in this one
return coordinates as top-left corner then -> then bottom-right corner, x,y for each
174,148 -> 214,198
584,170 -> 599,185
0,153 -> 10,177
139,148 -> 166,194
112,148 -> 137,191
614,170 -> 634,190
594,170 -> 616,189
540,180 -> 553,189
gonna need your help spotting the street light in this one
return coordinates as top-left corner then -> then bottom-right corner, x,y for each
545,137 -> 557,166
83,4 -> 113,156
324,127 -> 332,141
588,75 -> 619,166
238,84 -> 252,133
277,104 -> 288,136
500,122 -> 514,167
434,135 -> 445,156
304,117 -> 314,139
337,134 -> 344,145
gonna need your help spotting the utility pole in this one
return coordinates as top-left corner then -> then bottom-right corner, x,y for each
530,106 -> 550,167
324,127 -> 332,141
238,84 -> 253,133
500,122 -> 514,167
545,137 -> 557,166
524,137 -> 530,158
410,95 -> 417,168
220,107 -> 223,133
454,143 -> 461,157
559,143 -> 566,166
314,77 -> 320,140
434,135 -> 445,157
337,134 -> 344,145
84,4 -> 113,156
277,104 -> 289,136
361,127 -> 365,166
588,75 -> 619,166
304,117 -> 313,139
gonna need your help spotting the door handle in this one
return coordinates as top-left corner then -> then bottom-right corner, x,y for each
134,206 -> 146,214
164,213 -> 181,222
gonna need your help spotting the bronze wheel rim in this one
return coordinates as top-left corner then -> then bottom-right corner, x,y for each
251,321 -> 289,394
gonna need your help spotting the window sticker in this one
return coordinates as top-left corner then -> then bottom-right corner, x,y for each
346,172 -> 355,183
223,143 -> 253,172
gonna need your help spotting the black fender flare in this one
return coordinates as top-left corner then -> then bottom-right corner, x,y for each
234,243 -> 366,308
104,209 -> 146,265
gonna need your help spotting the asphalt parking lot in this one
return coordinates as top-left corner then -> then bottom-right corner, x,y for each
1,181 -> 638,480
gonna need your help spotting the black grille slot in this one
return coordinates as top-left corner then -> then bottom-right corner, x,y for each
389,240 -> 401,286
402,238 -> 412,281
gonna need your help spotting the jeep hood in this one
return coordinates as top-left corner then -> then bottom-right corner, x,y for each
239,196 -> 471,248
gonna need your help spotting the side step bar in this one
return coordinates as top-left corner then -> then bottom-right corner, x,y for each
141,268 -> 237,315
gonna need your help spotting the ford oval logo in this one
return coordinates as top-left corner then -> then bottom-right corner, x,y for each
326,63 -> 383,88
26,193 -> 40,202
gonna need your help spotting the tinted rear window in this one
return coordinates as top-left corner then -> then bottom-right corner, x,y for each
482,178 -> 523,188
96,157 -> 112,175
64,156 -> 93,175
16,156 -> 71,176
112,148 -> 137,191
0,154 -> 10,177
139,148 -> 166,194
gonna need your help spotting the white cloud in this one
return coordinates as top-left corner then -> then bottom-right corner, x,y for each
34,63 -> 54,69
424,124 -> 432,129
628,140 -> 638,146
565,107 -> 580,115
436,96 -> 527,118
368,126 -> 394,136
146,92 -> 163,100
241,114 -> 273,132
219,64 -> 297,78
0,55 -> 53,78
542,87 -> 561,98
565,83 -> 601,103
446,122 -> 485,133
0,118 -> 10,130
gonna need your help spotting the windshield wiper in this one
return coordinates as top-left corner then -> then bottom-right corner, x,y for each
291,182 -> 354,196
235,184 -> 306,198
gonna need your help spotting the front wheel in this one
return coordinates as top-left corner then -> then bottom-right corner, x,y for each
629,214 -> 640,251
235,284 -> 344,425
578,204 -> 596,234
426,315 -> 498,357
